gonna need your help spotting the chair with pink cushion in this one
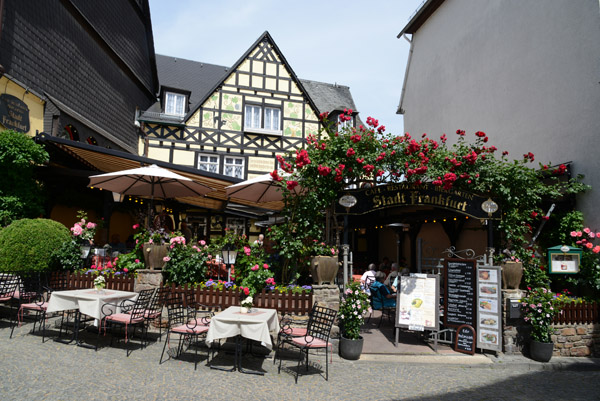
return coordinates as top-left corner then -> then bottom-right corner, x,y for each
277,305 -> 337,383
143,286 -> 171,342
10,273 -> 54,341
0,273 -> 19,323
8,272 -> 43,338
273,302 -> 317,364
99,288 -> 154,356
159,293 -> 213,370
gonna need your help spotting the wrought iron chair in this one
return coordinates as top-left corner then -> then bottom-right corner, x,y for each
369,281 -> 396,327
9,272 -> 43,338
277,305 -> 337,383
159,293 -> 213,370
273,302 -> 317,364
10,273 -> 53,340
99,288 -> 154,356
0,273 -> 19,324
143,286 -> 171,342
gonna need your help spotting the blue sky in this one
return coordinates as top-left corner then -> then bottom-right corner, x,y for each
148,0 -> 425,135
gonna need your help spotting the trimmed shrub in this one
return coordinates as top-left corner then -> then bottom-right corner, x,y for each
0,218 -> 70,272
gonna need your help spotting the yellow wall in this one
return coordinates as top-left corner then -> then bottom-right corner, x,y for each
0,76 -> 45,135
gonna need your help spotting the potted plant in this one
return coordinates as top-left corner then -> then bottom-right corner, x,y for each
338,281 -> 371,360
309,241 -> 339,285
499,249 -> 523,289
520,286 -> 565,362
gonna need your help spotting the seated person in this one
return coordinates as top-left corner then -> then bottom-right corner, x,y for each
391,267 -> 411,293
384,263 -> 399,287
360,263 -> 377,291
370,278 -> 396,309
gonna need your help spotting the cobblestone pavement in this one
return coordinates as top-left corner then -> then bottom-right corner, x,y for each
2,319 -> 600,401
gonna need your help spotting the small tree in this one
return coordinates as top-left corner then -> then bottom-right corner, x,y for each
0,130 -> 49,226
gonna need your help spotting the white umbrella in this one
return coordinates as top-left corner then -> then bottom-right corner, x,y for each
88,164 -> 214,198
225,172 -> 301,203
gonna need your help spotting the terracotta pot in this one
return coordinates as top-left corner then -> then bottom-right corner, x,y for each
501,261 -> 523,289
339,335 -> 364,360
143,243 -> 169,270
530,339 -> 554,362
311,255 -> 339,285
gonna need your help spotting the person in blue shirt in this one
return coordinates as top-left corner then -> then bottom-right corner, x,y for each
370,277 -> 396,309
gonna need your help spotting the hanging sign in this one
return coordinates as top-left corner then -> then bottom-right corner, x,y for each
0,94 -> 30,133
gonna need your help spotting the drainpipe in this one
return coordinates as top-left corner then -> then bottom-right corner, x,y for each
397,34 -> 414,116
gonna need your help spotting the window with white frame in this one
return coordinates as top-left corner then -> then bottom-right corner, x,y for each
224,156 -> 245,179
197,154 -> 219,173
165,92 -> 186,116
245,105 -> 261,129
226,217 -> 246,235
338,113 -> 352,130
244,104 -> 281,134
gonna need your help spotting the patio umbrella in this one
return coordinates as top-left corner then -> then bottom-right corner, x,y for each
225,172 -> 301,204
88,164 -> 214,219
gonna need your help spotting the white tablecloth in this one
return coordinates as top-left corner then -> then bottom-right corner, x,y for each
46,289 -> 139,320
205,306 -> 279,350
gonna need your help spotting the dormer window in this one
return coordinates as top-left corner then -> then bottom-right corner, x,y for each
165,92 -> 186,116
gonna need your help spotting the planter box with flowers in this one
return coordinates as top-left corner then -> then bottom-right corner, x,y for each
310,242 -> 340,285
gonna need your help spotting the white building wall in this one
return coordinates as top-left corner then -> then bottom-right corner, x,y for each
401,0 -> 600,229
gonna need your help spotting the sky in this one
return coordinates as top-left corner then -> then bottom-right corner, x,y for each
148,0 -> 425,136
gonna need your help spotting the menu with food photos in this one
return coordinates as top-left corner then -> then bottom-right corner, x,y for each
396,274 -> 439,331
476,265 -> 502,352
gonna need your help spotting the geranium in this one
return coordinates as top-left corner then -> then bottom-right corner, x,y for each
338,281 -> 371,340
520,287 -> 566,343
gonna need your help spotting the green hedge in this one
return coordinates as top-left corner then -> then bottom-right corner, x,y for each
0,218 -> 70,272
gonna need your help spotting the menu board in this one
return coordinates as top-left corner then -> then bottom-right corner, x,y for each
396,274 -> 439,331
444,259 -> 476,328
455,324 -> 476,355
476,265 -> 502,352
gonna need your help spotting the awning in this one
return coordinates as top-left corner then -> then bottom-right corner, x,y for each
36,133 -> 284,212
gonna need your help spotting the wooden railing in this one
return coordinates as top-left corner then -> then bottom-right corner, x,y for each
165,284 -> 313,315
50,271 -> 135,292
50,272 -> 312,315
554,301 -> 599,324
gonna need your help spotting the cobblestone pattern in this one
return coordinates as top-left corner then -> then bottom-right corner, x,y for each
3,318 -> 600,401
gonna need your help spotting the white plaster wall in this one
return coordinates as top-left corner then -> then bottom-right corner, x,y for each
402,0 -> 600,229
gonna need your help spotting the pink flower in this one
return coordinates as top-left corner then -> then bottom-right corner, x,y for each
251,264 -> 259,271
86,222 -> 96,229
286,180 -> 299,191
106,261 -> 113,268
577,231 -> 582,237
135,259 -> 140,263
244,246 -> 251,256
132,224 -> 140,230
584,228 -> 591,234
589,232 -> 596,238
149,238 -> 154,244
199,240 -> 206,246
593,246 -> 600,254
71,225 -> 83,236
263,263 -> 269,270
243,287 -> 250,296
91,265 -> 97,270
331,248 -> 336,255
123,268 -> 128,272
163,256 -> 171,262
570,231 -> 577,237
586,242 -> 593,249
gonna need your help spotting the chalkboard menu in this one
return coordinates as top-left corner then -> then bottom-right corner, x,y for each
444,259 -> 476,328
455,324 -> 476,355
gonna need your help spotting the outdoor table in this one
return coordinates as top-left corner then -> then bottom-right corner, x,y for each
206,306 -> 279,375
46,289 -> 138,349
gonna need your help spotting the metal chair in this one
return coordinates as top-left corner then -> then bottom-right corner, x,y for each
9,272 -> 43,338
99,288 -> 154,356
369,281 -> 396,327
159,293 -> 213,370
144,286 -> 171,342
0,273 -> 19,324
273,302 -> 317,364
277,305 -> 337,383
10,273 -> 54,340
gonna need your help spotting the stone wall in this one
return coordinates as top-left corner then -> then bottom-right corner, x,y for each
502,289 -> 600,357
135,269 -> 163,292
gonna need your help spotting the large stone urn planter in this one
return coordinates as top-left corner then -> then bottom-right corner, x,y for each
501,261 -> 523,289
311,255 -> 339,285
143,243 -> 168,270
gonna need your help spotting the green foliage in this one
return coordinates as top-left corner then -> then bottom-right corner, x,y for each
520,287 -> 565,343
162,235 -> 210,286
0,130 -> 49,226
338,281 -> 371,340
51,238 -> 83,271
112,251 -> 144,275
0,218 -> 70,272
